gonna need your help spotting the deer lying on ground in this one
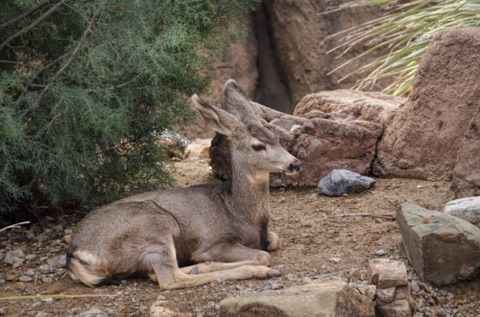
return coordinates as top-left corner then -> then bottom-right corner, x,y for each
66,80 -> 301,290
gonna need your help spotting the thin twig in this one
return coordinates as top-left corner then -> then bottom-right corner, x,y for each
0,294 -> 116,301
329,213 -> 395,221
0,0 -> 53,31
44,112 -> 63,140
0,0 -> 68,53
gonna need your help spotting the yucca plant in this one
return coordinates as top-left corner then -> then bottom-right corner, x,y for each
329,0 -> 480,96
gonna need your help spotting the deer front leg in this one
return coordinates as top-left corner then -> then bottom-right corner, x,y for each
148,239 -> 280,289
179,242 -> 280,275
180,235 -> 281,275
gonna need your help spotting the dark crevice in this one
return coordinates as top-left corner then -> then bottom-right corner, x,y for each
252,0 -> 293,114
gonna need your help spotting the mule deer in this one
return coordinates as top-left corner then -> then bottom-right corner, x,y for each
66,80 -> 301,290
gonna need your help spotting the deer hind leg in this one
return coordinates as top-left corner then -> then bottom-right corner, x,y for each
150,237 -> 280,290
67,249 -> 115,287
267,231 -> 281,251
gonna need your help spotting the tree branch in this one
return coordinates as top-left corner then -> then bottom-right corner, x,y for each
20,7 -> 102,119
0,0 -> 68,53
0,0 -> 53,31
16,53 -> 68,113
52,7 -> 102,81
0,59 -> 33,68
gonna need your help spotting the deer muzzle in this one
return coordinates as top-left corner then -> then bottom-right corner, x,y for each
287,160 -> 302,174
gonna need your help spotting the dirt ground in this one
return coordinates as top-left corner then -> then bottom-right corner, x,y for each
1,159 -> 480,316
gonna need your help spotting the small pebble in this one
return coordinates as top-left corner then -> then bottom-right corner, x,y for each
330,257 -> 341,263
374,249 -> 387,256
19,276 -> 33,282
411,281 -> 421,293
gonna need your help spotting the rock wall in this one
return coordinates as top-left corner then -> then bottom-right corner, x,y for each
181,1 -> 389,139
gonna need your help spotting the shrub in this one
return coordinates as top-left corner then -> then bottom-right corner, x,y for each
0,0 -> 259,220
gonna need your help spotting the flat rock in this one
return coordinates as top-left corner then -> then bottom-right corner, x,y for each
219,279 -> 375,317
444,196 -> 480,226
318,169 -> 376,197
396,203 -> 480,285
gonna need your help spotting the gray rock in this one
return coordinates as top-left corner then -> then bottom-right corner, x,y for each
38,264 -> 54,274
397,203 -> 480,285
318,169 -> 375,197
411,282 -> 421,293
3,249 -> 25,268
219,279 -> 375,317
444,196 -> 480,226
48,254 -> 67,268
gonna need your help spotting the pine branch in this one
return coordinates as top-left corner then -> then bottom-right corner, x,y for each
0,0 -> 68,53
0,0 -> 53,31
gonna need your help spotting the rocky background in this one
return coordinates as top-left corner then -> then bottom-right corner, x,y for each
179,0 -> 391,139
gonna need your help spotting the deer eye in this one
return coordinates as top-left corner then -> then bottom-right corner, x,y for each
252,144 -> 266,152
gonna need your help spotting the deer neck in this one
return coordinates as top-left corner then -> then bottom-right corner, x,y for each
229,164 -> 270,223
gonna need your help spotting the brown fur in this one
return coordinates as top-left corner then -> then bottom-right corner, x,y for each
67,80 -> 301,290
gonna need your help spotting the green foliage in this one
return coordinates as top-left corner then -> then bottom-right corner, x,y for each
329,0 -> 480,96
0,0 -> 260,219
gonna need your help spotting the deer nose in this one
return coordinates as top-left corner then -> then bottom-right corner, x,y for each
288,161 -> 302,173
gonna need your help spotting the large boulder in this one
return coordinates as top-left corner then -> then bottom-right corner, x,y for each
451,111 -> 480,197
293,90 -> 404,126
374,27 -> 480,184
219,279 -> 375,317
396,203 -> 480,285
287,118 -> 382,186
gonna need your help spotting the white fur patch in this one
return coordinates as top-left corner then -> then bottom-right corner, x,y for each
69,250 -> 110,287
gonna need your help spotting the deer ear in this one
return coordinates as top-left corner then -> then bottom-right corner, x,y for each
191,94 -> 243,136
221,79 -> 262,125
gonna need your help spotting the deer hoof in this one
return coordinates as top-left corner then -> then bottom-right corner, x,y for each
266,268 -> 281,278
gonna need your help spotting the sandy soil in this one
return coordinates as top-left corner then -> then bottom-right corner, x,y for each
1,159 -> 479,316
